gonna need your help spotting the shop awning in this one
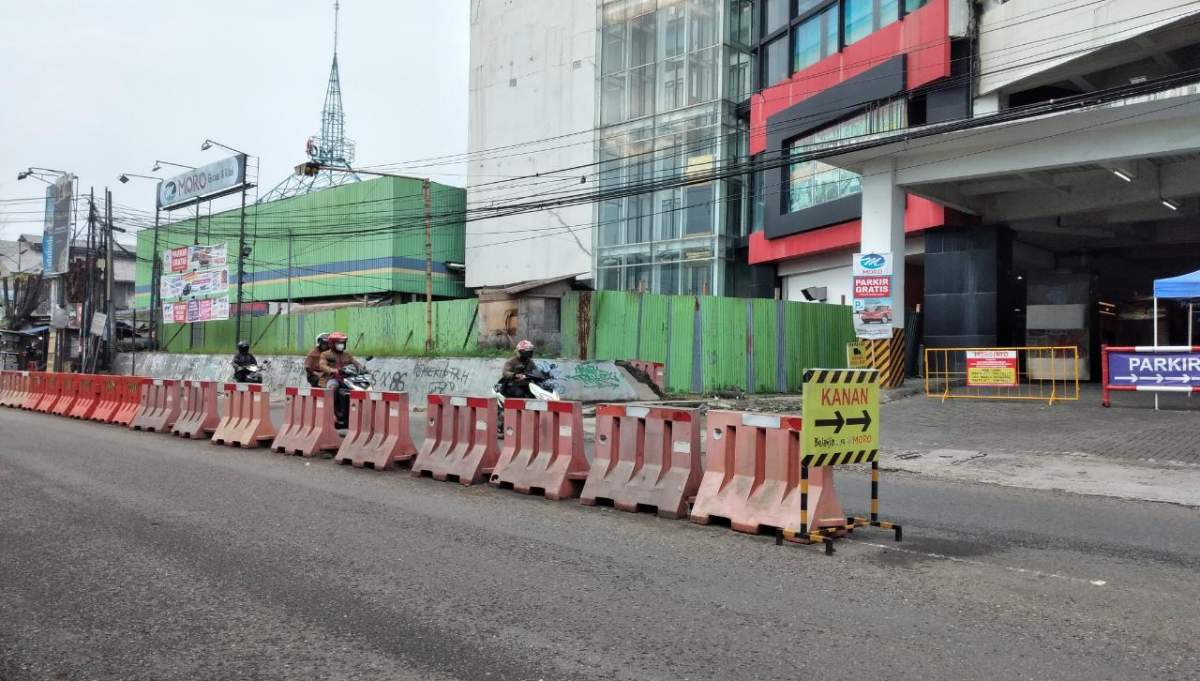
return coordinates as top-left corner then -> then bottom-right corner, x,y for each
1154,269 -> 1200,300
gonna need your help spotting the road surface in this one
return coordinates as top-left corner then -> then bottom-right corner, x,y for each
1,407 -> 1197,680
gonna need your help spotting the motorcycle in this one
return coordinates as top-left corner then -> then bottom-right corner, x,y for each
491,366 -> 561,435
233,359 -> 270,384
330,363 -> 375,429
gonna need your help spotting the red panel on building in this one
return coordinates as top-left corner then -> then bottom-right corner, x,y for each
749,0 -> 951,156
748,197 -> 946,264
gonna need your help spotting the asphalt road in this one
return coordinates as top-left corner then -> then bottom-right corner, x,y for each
1,407 -> 1198,681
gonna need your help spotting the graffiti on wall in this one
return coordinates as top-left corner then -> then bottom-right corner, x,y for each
539,361 -> 621,390
373,360 -> 478,396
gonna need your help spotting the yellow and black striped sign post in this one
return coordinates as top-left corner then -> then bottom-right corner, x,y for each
778,368 -> 902,551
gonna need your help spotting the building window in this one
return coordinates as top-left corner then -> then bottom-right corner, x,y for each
844,0 -> 899,46
763,35 -> 789,86
788,98 -> 906,212
763,0 -> 789,35
730,0 -> 753,46
904,0 -> 929,11
793,4 -> 839,72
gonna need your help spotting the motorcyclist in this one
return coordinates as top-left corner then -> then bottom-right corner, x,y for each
318,331 -> 364,389
499,340 -> 538,398
304,333 -> 331,387
232,341 -> 258,383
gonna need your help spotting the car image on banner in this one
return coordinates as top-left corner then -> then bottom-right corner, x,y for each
852,252 -> 894,340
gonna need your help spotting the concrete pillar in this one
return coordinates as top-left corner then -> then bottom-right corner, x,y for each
859,158 -> 907,387
861,158 -> 907,328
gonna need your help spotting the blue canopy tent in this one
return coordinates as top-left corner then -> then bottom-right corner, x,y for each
1150,269 -> 1200,410
1152,268 -> 1200,347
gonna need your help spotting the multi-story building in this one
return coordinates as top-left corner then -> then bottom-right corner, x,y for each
468,0 -> 1200,374
748,0 -> 1200,376
592,0 -> 754,295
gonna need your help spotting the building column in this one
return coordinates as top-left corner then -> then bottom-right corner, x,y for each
860,158 -> 907,388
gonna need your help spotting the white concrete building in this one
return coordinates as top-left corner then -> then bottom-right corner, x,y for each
465,0 -> 597,289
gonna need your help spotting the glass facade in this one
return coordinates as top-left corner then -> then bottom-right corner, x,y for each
595,0 -> 751,295
788,98 -> 905,211
844,0 -> 899,46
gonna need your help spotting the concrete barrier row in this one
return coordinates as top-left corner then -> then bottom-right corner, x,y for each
0,370 -> 898,554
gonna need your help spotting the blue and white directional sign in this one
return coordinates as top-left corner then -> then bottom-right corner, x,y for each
1108,351 -> 1200,388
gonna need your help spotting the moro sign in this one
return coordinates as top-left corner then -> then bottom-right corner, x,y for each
157,154 -> 247,209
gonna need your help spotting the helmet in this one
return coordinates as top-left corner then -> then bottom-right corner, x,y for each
516,340 -> 534,352
236,340 -> 250,354
329,331 -> 348,352
316,332 -> 331,350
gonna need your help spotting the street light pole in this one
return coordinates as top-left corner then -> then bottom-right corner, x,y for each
201,140 -> 252,343
119,172 -> 165,348
235,184 -> 248,343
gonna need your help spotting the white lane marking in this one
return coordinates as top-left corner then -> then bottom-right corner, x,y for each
846,539 -> 1109,586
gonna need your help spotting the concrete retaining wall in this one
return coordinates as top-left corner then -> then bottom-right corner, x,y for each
114,353 -> 659,404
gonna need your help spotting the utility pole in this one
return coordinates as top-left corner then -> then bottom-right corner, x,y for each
234,182 -> 248,343
81,189 -> 97,372
423,178 -> 433,353
149,205 -> 161,348
104,188 -> 115,369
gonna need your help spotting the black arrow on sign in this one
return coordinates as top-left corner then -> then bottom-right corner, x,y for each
846,410 -> 872,432
814,411 -> 846,433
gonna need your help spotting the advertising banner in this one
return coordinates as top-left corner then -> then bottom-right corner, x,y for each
42,174 -> 74,275
852,252 -> 893,340
160,268 -> 229,301
966,350 -> 1019,387
163,296 -> 230,324
157,154 -> 246,209
163,242 -> 228,275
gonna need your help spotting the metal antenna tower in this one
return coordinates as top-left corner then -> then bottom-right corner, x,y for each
261,0 -> 360,202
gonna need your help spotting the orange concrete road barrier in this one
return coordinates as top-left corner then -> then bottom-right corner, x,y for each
0,371 -> 28,407
490,398 -> 589,500
412,395 -> 500,485
627,360 -> 665,392
36,373 -> 62,413
334,390 -> 416,470
580,404 -> 701,519
172,380 -> 222,439
212,383 -> 276,448
49,374 -> 79,416
273,387 -> 342,457
90,376 -> 123,423
690,411 -> 844,537
67,375 -> 102,420
129,379 -> 182,433
24,372 -> 48,411
112,377 -> 147,426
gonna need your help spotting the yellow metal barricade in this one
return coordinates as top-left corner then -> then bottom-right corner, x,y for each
924,346 -> 1080,405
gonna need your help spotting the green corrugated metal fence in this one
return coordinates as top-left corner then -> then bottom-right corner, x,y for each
565,291 -> 855,394
161,299 -> 479,356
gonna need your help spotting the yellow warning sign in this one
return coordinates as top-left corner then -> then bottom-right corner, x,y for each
846,341 -> 870,369
801,369 -> 880,466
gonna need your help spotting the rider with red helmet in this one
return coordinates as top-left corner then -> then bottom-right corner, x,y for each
318,331 -> 363,388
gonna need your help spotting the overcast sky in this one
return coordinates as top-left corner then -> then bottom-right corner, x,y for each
0,0 -> 469,240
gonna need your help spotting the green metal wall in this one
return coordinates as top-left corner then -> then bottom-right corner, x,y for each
134,176 -> 466,309
160,299 -> 479,356
563,291 -> 855,394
